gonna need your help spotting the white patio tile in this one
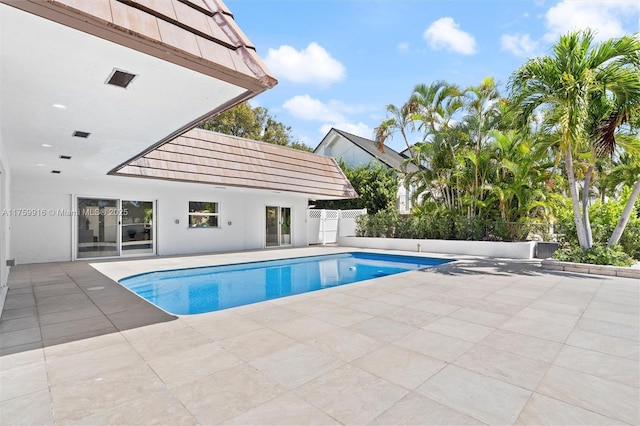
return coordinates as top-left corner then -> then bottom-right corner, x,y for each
352,344 -> 446,389
127,327 -> 212,360
406,298 -> 461,316
514,307 -> 580,327
454,344 -> 550,390
305,328 -> 384,362
218,328 -> 298,362
45,342 -> 146,385
536,365 -> 639,424
50,364 -> 165,423
395,329 -> 474,363
371,392 -> 484,425
423,317 -> 495,343
566,329 -> 639,361
223,392 -> 340,425
348,316 -> 418,343
249,343 -> 343,389
0,389 -> 54,425
449,306 -> 510,327
516,393 -> 626,425
172,363 -> 287,425
499,316 -> 573,343
294,364 -> 408,425
70,390 -> 199,425
265,316 -> 339,341
553,344 -> 640,387
480,329 -> 562,363
148,342 -> 243,388
0,362 -> 49,402
575,317 -> 640,342
416,364 -> 531,425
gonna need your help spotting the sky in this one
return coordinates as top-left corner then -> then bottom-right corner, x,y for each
225,0 -> 640,152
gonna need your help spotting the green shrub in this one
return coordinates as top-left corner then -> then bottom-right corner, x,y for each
555,189 -> 640,261
553,243 -> 636,267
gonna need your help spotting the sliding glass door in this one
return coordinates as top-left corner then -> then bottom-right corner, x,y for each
121,200 -> 154,255
265,206 -> 291,247
76,198 -> 154,259
77,198 -> 119,258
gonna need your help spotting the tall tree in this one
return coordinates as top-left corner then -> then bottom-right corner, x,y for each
313,160 -> 398,214
201,102 -> 312,151
509,30 -> 640,249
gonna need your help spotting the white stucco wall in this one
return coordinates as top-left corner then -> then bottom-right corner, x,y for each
317,137 -> 373,167
0,131 -> 11,288
338,236 -> 537,259
10,174 -> 309,264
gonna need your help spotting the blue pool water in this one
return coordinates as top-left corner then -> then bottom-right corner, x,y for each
119,252 -> 452,315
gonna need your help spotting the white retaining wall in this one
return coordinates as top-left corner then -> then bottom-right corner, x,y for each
338,236 -> 537,259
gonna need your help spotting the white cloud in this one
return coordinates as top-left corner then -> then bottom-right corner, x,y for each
544,0 -> 636,42
501,33 -> 540,58
423,17 -> 476,55
282,95 -> 374,140
397,42 -> 410,53
282,95 -> 346,122
265,42 -> 346,86
320,122 -> 373,139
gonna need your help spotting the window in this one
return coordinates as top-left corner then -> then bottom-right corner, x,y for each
188,202 -> 219,228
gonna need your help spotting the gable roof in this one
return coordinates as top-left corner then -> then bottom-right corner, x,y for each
112,129 -> 359,200
316,128 -> 420,173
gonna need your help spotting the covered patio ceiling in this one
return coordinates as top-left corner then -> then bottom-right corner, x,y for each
0,0 -> 276,183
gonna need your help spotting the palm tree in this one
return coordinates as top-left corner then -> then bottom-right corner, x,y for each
373,102 -> 417,154
509,30 -> 640,249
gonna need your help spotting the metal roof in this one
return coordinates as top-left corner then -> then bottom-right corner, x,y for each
316,128 -> 420,173
113,129 -> 359,200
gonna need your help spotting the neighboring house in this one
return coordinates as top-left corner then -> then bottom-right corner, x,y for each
314,128 -> 420,214
0,1 -> 356,292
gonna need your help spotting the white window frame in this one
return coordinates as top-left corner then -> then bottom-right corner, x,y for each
188,201 -> 220,228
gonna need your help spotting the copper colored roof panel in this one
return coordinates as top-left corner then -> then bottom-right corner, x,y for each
113,129 -> 359,199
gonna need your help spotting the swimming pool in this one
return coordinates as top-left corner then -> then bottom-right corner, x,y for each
119,252 -> 452,315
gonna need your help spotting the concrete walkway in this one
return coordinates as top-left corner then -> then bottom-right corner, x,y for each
1,248 -> 638,425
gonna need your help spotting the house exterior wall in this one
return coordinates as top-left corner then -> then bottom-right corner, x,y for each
0,133 -> 11,288
10,174 -> 309,264
316,137 -> 373,167
318,135 -> 415,214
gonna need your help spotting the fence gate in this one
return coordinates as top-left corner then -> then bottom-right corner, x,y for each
307,209 -> 366,245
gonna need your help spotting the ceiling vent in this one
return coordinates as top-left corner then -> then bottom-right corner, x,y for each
51,170 -> 61,174
59,155 -> 72,160
72,131 -> 90,138
106,69 -> 136,88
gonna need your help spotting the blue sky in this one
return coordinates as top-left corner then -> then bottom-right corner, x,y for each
226,0 -> 640,152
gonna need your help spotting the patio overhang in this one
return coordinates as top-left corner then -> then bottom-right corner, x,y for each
0,0 -> 277,182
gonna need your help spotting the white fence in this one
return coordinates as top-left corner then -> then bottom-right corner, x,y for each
307,209 -> 366,245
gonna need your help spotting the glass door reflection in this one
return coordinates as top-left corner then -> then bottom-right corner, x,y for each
121,200 -> 154,255
77,198 -> 119,258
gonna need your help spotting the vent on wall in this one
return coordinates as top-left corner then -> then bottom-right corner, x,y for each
72,131 -> 90,138
51,170 -> 61,174
59,155 -> 72,160
106,69 -> 136,88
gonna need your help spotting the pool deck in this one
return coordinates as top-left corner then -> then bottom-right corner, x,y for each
1,247 -> 638,425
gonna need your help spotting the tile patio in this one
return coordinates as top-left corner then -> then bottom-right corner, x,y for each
1,247 -> 638,425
